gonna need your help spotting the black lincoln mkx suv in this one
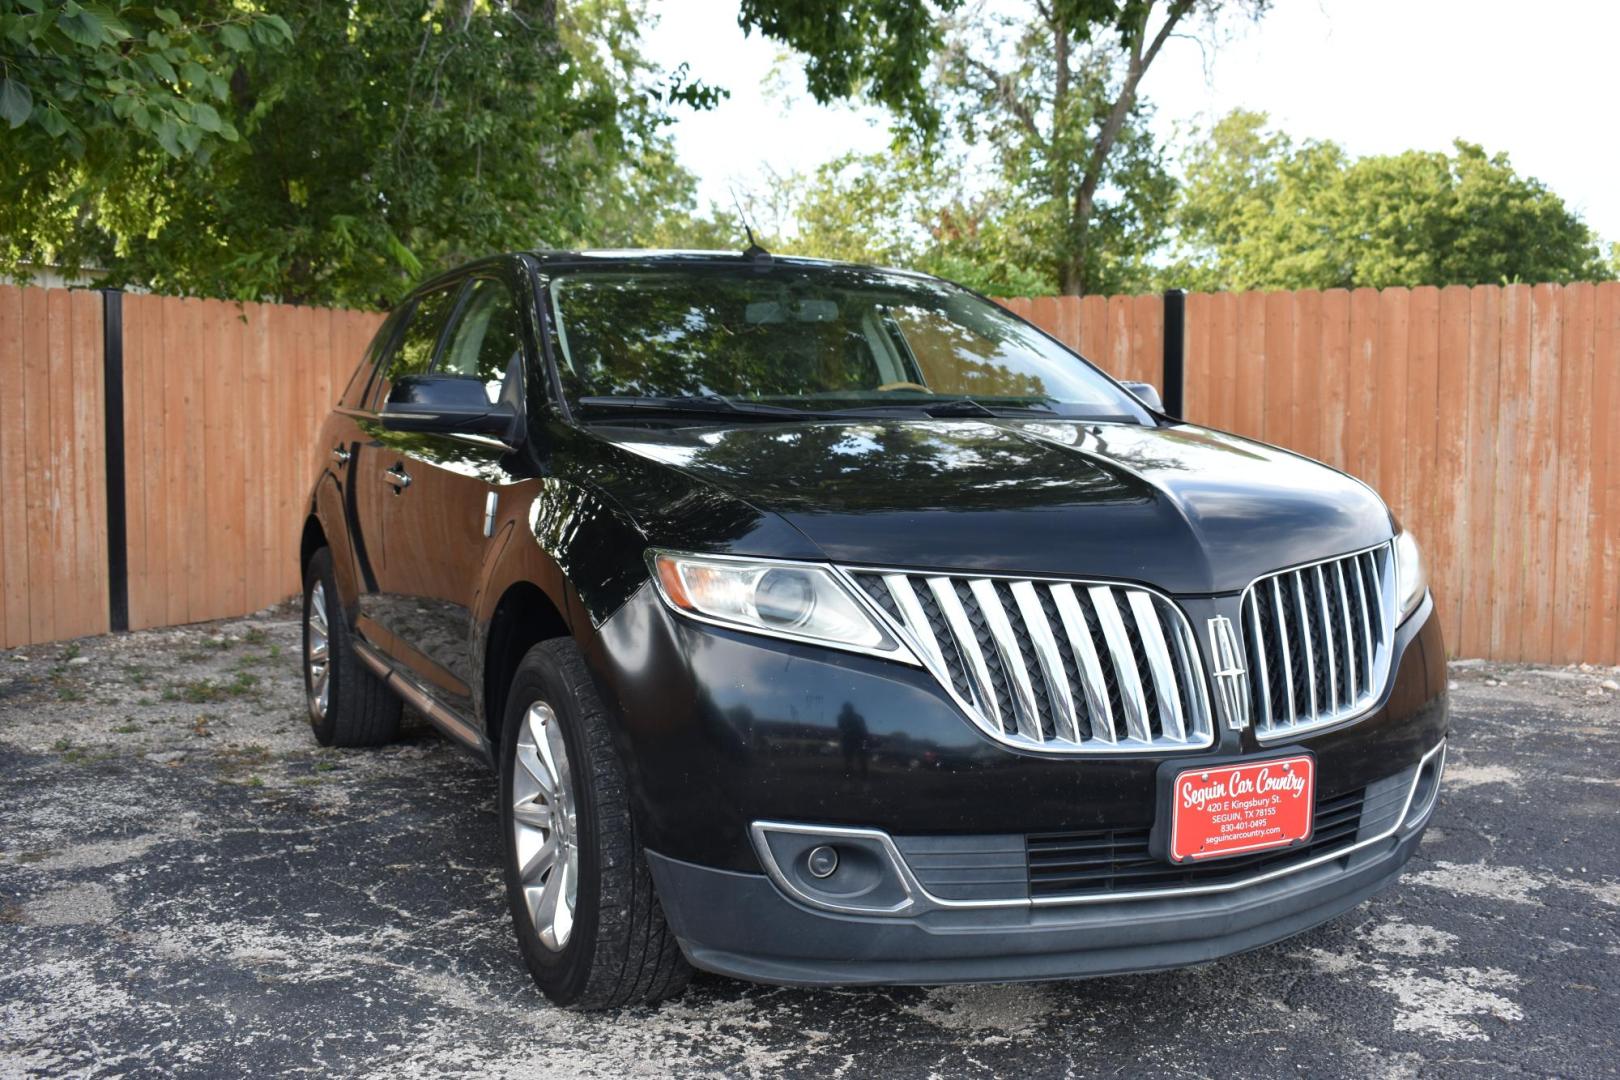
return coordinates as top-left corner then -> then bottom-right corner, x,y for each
298,249 -> 1447,1009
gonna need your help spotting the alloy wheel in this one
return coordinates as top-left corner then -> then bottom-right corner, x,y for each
306,581 -> 330,720
512,701 -> 578,951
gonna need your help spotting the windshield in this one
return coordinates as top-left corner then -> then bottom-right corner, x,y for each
546,265 -> 1151,423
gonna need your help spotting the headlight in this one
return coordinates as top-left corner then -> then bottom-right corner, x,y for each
649,551 -> 911,660
1394,530 -> 1427,621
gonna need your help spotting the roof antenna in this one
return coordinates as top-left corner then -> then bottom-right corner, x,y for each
729,184 -> 771,265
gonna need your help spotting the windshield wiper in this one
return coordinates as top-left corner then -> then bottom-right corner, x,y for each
574,395 -> 848,422
831,398 -> 1059,419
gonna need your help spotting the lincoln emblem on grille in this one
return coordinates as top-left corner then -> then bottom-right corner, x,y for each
1206,615 -> 1250,731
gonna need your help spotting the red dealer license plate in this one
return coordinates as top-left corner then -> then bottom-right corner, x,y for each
1167,754 -> 1315,863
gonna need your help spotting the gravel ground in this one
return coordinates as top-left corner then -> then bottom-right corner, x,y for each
1,608 -> 1617,1078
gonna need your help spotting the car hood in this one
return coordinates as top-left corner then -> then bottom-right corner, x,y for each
589,418 -> 1393,595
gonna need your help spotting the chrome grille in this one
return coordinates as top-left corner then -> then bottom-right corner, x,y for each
1240,544 -> 1396,738
845,570 -> 1214,753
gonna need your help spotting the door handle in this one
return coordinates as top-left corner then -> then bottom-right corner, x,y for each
382,466 -> 412,490
331,446 -> 351,465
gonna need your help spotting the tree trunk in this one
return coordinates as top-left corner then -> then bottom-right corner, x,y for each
1060,195 -> 1091,297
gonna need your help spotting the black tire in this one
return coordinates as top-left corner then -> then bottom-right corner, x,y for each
302,547 -> 401,748
499,638 -> 692,1009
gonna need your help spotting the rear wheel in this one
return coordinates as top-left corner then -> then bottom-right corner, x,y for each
302,547 -> 401,747
499,639 -> 691,1009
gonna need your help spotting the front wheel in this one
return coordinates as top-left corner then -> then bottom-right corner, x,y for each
499,639 -> 691,1009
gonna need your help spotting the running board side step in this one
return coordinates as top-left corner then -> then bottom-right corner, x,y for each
353,639 -> 487,758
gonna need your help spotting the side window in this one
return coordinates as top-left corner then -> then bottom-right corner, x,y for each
370,285 -> 460,408
340,306 -> 408,409
435,277 -> 524,404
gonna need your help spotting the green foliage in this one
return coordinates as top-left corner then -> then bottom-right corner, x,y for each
1170,110 -> 1614,289
1,0 -> 719,306
747,0 -> 1259,295
779,148 -> 1054,296
0,1 -> 289,160
736,0 -> 962,138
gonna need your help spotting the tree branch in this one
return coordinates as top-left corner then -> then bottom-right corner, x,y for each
954,45 -> 1041,141
1074,0 -> 1194,219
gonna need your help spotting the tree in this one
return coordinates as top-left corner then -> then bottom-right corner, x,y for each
780,148 -> 1053,295
1171,110 -> 1614,289
736,0 -> 961,138
745,0 -> 1267,295
1,0 -> 719,306
0,1 -> 290,160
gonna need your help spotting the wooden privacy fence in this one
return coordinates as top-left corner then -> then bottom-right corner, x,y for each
1,281 -> 1616,668
1006,284 -> 1620,668
0,285 -> 383,648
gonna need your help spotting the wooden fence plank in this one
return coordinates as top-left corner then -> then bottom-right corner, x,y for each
1374,289 -> 1411,526
135,293 -> 170,631
44,290 -> 79,640
1587,283 -> 1619,664
241,303 -> 269,612
1490,285 -> 1533,661
1290,289 -> 1323,463
1182,293 -> 1212,426
1318,289 -> 1350,472
1345,288 -> 1381,487
1130,293 -> 1162,389
1232,291 -> 1266,440
1432,285 -> 1471,652
21,287 -> 54,644
1262,291 -> 1295,451
0,286 -> 27,648
1522,284 -> 1563,662
1404,287 -> 1441,560
1212,291 -> 1239,432
1459,286 -> 1501,661
1079,296 -> 1106,361
1030,296 -> 1060,350
1553,283 -> 1596,663
1053,296 -> 1080,354
159,299 -> 188,626
68,290 -> 107,638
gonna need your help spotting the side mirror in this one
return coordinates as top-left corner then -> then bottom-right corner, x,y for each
1121,380 -> 1164,413
381,375 -> 517,440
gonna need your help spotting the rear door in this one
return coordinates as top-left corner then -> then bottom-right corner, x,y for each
372,270 -> 532,716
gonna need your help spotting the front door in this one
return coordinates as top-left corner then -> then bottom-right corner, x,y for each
373,273 -> 531,717
349,280 -> 462,680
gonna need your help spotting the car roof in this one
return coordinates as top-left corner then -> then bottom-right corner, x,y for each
405,249 -> 935,300
521,248 -> 924,277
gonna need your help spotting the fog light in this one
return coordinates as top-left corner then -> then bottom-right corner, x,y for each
806,845 -> 839,879
750,821 -> 918,915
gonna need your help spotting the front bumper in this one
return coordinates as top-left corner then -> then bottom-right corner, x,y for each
586,579 -> 1449,985
647,741 -> 1444,986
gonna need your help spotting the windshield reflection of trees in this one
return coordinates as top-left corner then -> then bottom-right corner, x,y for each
553,267 -> 1114,407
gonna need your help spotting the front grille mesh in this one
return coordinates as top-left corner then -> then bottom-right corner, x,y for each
1239,545 -> 1396,737
888,758 -> 1427,904
1026,785 -> 1376,897
847,571 -> 1214,752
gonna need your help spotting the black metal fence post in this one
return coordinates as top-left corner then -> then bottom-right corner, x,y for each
1162,288 -> 1185,418
100,289 -> 129,632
